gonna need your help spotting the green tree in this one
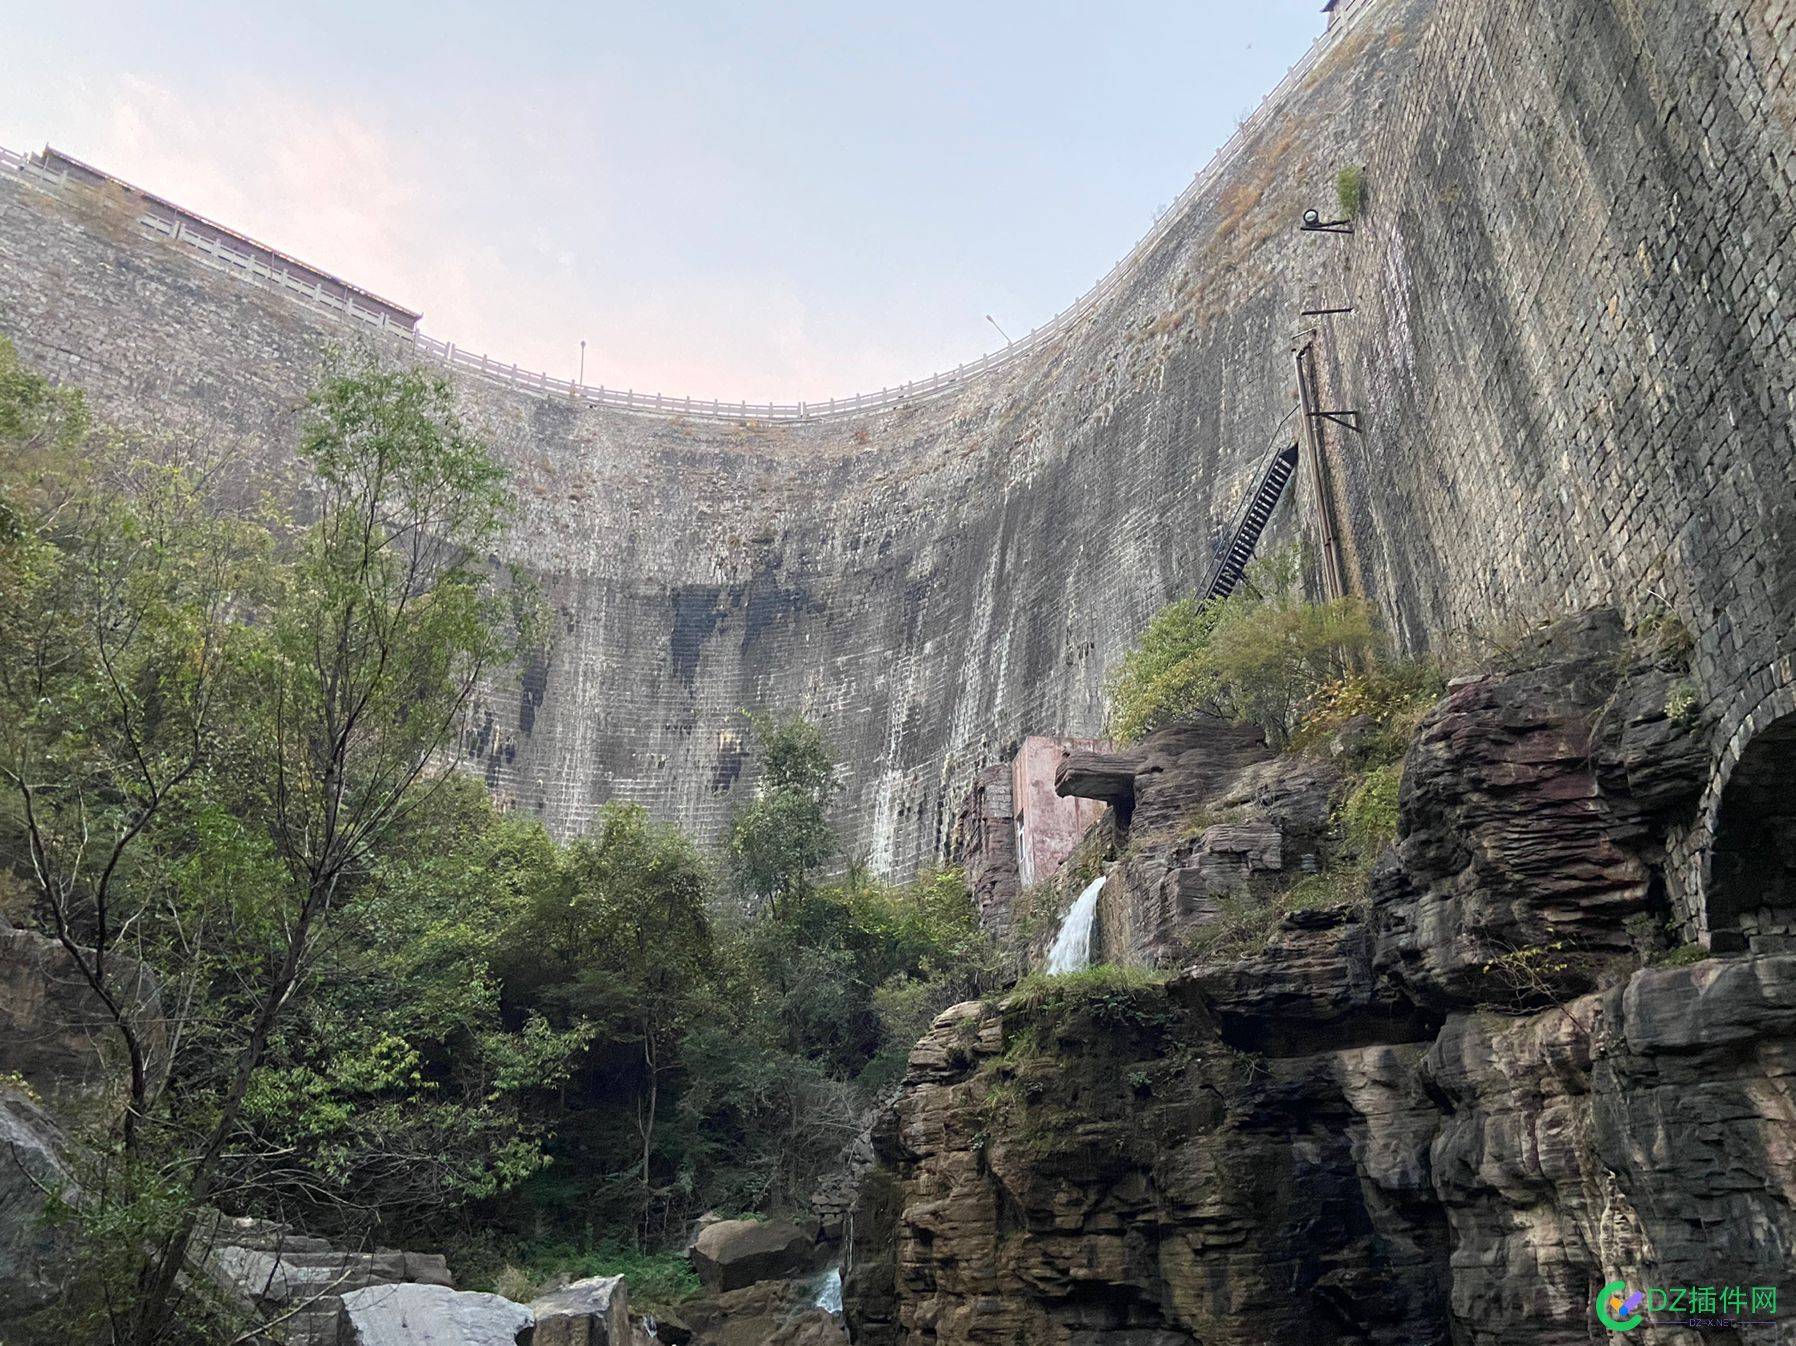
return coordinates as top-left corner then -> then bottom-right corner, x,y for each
231,779 -> 593,1234
0,336 -> 266,1159
0,349 -> 544,1346
500,801 -> 713,1233
126,354 -> 543,1336
727,713 -> 837,914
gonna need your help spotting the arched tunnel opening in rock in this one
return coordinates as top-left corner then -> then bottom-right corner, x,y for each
1707,711 -> 1796,952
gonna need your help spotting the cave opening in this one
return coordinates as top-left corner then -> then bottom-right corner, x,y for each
1707,711 -> 1796,952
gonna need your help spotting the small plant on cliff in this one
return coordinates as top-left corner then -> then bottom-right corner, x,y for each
1475,939 -> 1605,1025
1339,761 -> 1402,858
1270,764 -> 1402,915
1632,604 -> 1696,663
1336,165 -> 1366,218
1288,659 -> 1443,763
1107,548 -> 1379,746
1180,896 -> 1283,960
1664,679 -> 1701,725
1655,942 -> 1709,968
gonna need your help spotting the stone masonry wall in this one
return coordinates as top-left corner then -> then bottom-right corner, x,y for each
1331,0 -> 1796,930
2,0 -> 1792,929
0,0 -> 1425,876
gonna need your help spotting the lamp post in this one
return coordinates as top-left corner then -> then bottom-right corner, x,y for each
985,314 -> 1012,345
579,339 -> 586,385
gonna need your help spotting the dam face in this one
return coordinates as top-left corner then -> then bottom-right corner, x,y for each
3,0 -> 1793,931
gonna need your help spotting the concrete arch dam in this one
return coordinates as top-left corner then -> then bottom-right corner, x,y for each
1,0 -> 1791,904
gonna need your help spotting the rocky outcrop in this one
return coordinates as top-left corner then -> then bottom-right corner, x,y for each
846,992 -> 1449,1346
338,1284 -> 532,1346
687,1219 -> 817,1293
1054,747 -> 1137,814
1425,956 -> 1796,1344
848,611 -> 1795,1343
1182,904 -> 1434,1055
671,1277 -> 846,1346
810,1104 -> 888,1242
850,953 -> 1796,1345
946,764 -> 1023,935
1376,609 -> 1707,1008
529,1274 -> 630,1346
1083,720 -> 1339,967
0,1083 -> 73,1325
201,1217 -> 456,1346
0,925 -> 164,1124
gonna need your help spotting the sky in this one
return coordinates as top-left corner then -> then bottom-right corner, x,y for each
2,3 -> 1332,402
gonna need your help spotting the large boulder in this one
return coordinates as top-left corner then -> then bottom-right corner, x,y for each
0,1083 -> 73,1325
201,1216 -> 454,1346
0,926 -> 165,1126
529,1274 -> 629,1346
687,1219 -> 815,1293
1054,747 -> 1137,813
338,1284 -> 531,1346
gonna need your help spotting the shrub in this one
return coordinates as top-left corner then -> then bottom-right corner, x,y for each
1290,660 -> 1443,761
1336,165 -> 1366,218
1105,596 -> 1225,742
1664,679 -> 1700,725
1107,549 -> 1380,745
1278,866 -> 1369,911
1339,762 -> 1402,860
1632,606 -> 1695,662
1654,943 -> 1708,968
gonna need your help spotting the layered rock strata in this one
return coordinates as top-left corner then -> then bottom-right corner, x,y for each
849,611 -> 1796,1344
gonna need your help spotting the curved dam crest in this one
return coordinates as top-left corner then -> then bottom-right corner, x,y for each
2,0 -> 1792,943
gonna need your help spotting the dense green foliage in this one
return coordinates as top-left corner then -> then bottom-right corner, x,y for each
0,338 -> 996,1340
1106,549 -> 1380,745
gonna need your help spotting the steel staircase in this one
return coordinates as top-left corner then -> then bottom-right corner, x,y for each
1201,443 -> 1300,601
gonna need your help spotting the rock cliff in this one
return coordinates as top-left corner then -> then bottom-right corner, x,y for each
847,611 -> 1796,1343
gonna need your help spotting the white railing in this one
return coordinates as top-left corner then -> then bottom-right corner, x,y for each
2,148 -> 409,333
0,0 -> 1379,423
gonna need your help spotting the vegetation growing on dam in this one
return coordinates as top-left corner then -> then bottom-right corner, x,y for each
1104,548 -> 1416,746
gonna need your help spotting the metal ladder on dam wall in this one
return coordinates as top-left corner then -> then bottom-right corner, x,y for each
1201,443 -> 1300,601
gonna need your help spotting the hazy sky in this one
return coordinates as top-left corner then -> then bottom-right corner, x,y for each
3,3 -> 1331,401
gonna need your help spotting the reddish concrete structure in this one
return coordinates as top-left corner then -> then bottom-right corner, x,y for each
1012,736 -> 1110,889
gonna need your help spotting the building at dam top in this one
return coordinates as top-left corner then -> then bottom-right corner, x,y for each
1,0 -> 1793,953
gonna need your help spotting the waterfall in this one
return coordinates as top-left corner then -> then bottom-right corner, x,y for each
814,1265 -> 843,1314
1045,874 -> 1107,974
